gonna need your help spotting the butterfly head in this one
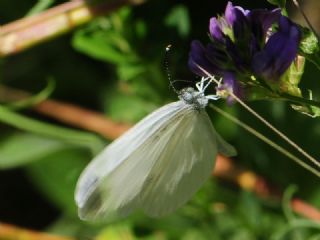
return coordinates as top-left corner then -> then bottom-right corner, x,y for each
179,87 -> 208,109
179,77 -> 220,109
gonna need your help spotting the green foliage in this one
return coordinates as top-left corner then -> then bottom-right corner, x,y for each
1,0 -> 320,239
164,5 -> 190,38
73,27 -> 136,65
27,148 -> 90,216
25,0 -> 54,16
0,133 -> 67,169
267,0 -> 286,9
300,29 -> 319,55
73,7 -> 170,123
299,27 -> 320,71
5,78 -> 55,110
0,105 -> 104,153
104,91 -> 159,122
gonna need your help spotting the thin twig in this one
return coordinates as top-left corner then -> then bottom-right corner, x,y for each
209,104 -> 320,177
196,65 -> 320,170
292,0 -> 320,41
291,199 -> 320,221
34,99 -> 131,140
0,85 -> 131,140
0,0 -> 145,56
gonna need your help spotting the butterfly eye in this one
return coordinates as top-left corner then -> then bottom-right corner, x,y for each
181,92 -> 193,102
196,97 -> 208,109
180,87 -> 195,103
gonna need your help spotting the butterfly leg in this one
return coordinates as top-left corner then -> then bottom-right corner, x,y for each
196,77 -> 211,92
206,95 -> 220,101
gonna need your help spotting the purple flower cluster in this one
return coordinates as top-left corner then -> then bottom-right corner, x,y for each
189,2 -> 301,102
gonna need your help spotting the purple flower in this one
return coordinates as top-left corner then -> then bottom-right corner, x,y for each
218,72 -> 244,104
252,17 -> 301,80
188,1 -> 301,100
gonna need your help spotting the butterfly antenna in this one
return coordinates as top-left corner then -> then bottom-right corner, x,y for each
171,79 -> 193,85
292,0 -> 320,41
165,44 -> 179,94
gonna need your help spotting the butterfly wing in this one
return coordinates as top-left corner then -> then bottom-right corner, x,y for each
75,101 -> 188,220
138,107 -> 220,217
75,100 -> 236,220
214,129 -> 237,157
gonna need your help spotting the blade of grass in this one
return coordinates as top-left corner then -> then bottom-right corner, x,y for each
0,105 -> 104,154
5,78 -> 55,110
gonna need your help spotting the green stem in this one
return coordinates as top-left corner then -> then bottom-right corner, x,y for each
282,185 -> 298,221
0,105 -> 104,154
209,104 -> 320,178
306,54 -> 320,71
197,66 -> 320,173
26,0 -> 54,16
271,219 -> 320,240
279,93 -> 320,108
6,78 -> 55,110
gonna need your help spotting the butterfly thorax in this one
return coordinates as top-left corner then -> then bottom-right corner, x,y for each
179,87 -> 208,110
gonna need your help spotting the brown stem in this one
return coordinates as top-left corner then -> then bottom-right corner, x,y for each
0,222 -> 74,240
0,85 -> 320,222
213,155 -> 320,221
0,0 -> 145,56
0,84 -> 131,140
34,99 -> 131,140
291,198 -> 320,221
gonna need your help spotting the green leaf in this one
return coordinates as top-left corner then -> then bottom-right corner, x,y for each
239,192 -> 262,230
278,56 -> 305,97
73,30 -> 130,64
0,105 -> 104,154
117,63 -> 146,81
25,0 -> 54,16
96,224 -> 135,240
135,20 -> 147,39
165,5 -> 190,38
299,27 -> 320,70
300,28 -> 319,55
48,215 -> 102,238
73,12 -> 139,66
182,229 -> 207,240
0,133 -> 67,169
282,185 -> 298,221
104,91 -> 159,123
291,90 -> 320,118
267,0 -> 286,8
5,77 -> 55,110
27,148 -> 91,216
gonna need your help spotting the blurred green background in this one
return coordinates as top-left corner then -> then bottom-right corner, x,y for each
0,0 -> 320,239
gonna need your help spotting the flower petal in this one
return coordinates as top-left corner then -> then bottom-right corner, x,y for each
225,1 -> 236,26
225,1 -> 250,40
252,16 -> 301,80
188,40 -> 221,76
220,72 -> 243,104
249,8 -> 281,37
225,37 -> 247,72
206,43 -> 229,69
209,17 -> 224,41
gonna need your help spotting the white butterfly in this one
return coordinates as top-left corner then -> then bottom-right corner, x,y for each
75,77 -> 237,221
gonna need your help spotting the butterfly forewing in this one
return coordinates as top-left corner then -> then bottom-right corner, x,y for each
75,100 -> 235,220
76,101 -> 190,220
